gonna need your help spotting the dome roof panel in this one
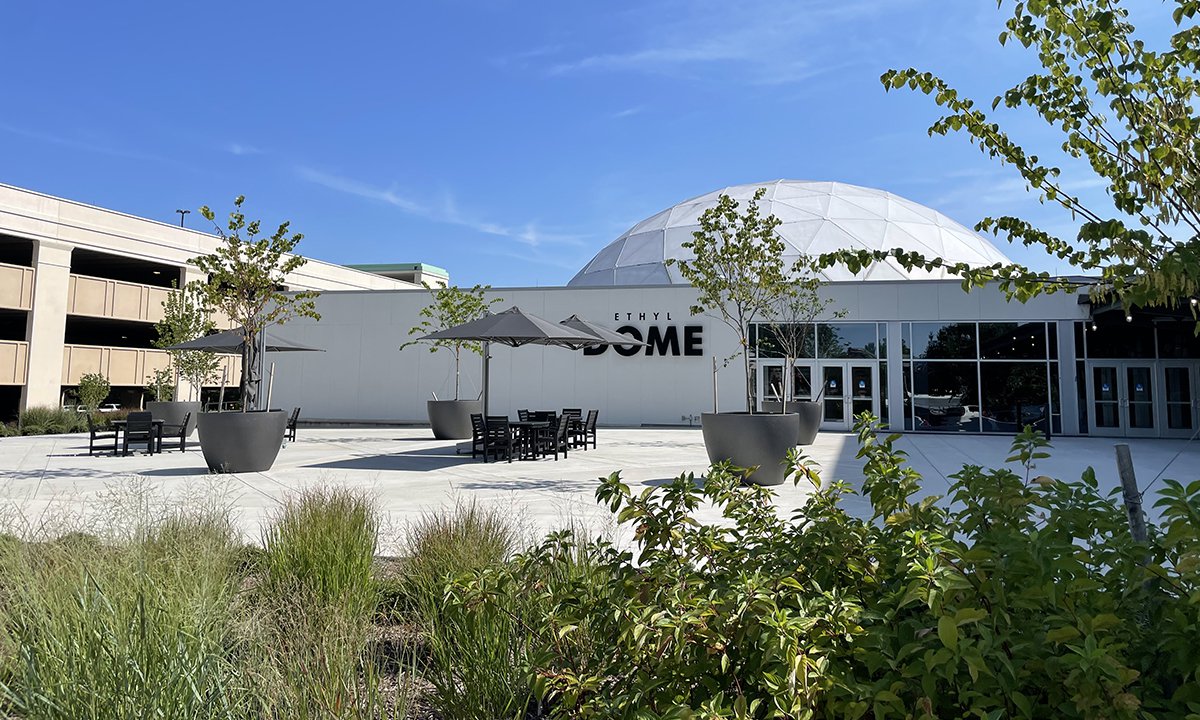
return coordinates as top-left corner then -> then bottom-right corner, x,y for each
617,233 -> 665,266
568,180 -> 1013,286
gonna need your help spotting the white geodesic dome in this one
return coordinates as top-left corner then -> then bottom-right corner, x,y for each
568,180 -> 1013,286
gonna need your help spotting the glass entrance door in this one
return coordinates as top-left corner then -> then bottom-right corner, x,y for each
820,362 -> 877,431
1086,362 -> 1158,437
1162,364 -> 1198,438
756,361 -> 816,412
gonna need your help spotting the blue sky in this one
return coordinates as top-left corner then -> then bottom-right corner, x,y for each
0,1 -> 1170,286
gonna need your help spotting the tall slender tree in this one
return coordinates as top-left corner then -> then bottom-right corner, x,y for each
192,196 -> 320,410
667,188 -> 793,413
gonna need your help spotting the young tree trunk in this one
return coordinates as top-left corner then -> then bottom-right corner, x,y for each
743,343 -> 753,414
241,339 -> 260,412
454,346 -> 461,401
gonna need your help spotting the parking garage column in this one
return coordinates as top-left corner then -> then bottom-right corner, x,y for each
22,239 -> 73,410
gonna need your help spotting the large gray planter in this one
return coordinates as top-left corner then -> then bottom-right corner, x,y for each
427,399 -> 482,440
700,412 -> 800,486
757,401 -> 822,445
793,401 -> 823,445
196,410 -> 287,473
146,401 -> 202,438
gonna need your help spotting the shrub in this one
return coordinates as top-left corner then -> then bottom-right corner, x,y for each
447,418 -> 1200,719
18,406 -> 85,435
251,488 -> 385,718
401,502 -> 526,719
0,510 -> 245,719
76,373 -> 110,413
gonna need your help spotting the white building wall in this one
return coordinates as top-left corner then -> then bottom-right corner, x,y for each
266,282 -> 1091,427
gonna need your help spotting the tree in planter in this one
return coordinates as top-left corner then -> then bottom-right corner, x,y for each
762,255 -> 845,413
666,188 -> 792,413
77,372 -> 110,414
153,281 -> 221,402
819,0 -> 1200,318
192,196 -> 320,411
402,284 -> 500,400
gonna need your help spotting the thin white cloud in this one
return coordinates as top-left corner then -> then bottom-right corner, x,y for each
227,142 -> 264,156
0,122 -> 166,163
295,166 -> 585,250
610,106 -> 644,119
542,0 -> 906,85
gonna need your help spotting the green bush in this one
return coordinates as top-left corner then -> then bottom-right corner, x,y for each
18,406 -> 85,435
0,510 -> 246,719
444,418 -> 1200,719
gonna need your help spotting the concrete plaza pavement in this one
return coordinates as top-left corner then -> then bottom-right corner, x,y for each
0,427 -> 1195,553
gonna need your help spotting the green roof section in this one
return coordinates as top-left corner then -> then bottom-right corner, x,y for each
348,262 -> 449,277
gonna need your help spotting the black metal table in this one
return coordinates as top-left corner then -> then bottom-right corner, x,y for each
509,420 -> 550,460
111,419 -> 164,455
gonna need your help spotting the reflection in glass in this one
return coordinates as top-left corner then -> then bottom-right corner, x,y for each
757,322 -> 814,359
1092,366 -> 1119,428
903,362 -> 913,430
1158,322 -> 1200,358
979,362 -> 1050,433
978,322 -> 1047,360
1084,323 -> 1155,358
909,323 -> 977,360
1127,366 -> 1154,429
850,365 -> 873,419
879,361 -> 889,427
820,324 -> 878,358
823,365 -> 845,423
764,365 -> 783,401
910,361 -> 980,432
792,365 -> 813,401
1165,366 -> 1193,430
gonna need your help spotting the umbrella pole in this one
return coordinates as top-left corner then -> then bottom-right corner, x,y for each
266,362 -> 275,410
481,341 -> 490,417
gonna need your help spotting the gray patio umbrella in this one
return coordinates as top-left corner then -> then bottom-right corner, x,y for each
559,314 -> 644,347
165,328 -> 324,410
421,306 -> 636,416
164,328 -> 325,354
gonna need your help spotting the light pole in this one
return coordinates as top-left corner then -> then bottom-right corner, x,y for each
176,209 -> 190,227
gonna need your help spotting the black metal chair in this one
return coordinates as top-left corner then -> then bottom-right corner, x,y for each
470,413 -> 487,460
285,407 -> 301,442
482,416 -> 514,463
158,412 -> 191,453
517,409 -> 530,422
572,409 -> 599,450
541,415 -> 572,460
87,414 -> 117,456
122,411 -> 156,456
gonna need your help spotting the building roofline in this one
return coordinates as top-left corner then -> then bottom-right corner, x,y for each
348,262 -> 449,276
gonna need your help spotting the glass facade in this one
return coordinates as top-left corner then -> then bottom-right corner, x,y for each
754,322 -> 885,360
903,321 -> 1058,434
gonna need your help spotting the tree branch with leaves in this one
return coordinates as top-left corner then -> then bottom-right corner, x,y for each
818,0 -> 1200,317
402,284 -> 500,401
192,196 -> 320,411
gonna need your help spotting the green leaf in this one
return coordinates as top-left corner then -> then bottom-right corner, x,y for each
937,615 -> 958,651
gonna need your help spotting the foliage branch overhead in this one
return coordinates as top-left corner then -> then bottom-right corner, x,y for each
817,0 -> 1200,315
